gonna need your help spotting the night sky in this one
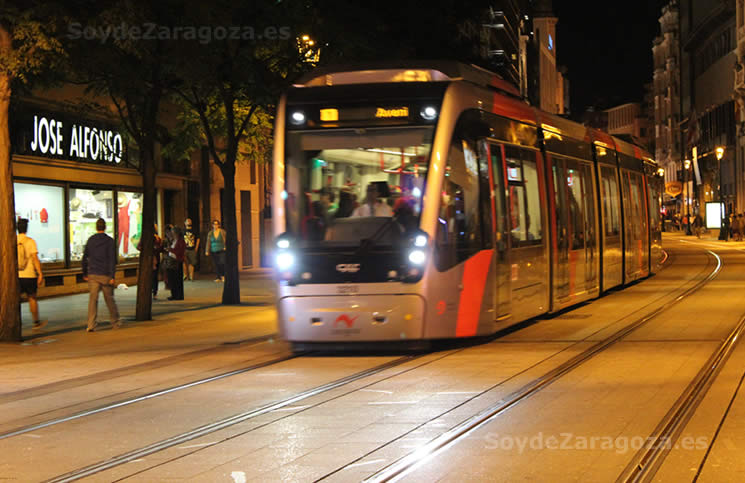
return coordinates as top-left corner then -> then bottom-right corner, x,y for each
553,0 -> 668,116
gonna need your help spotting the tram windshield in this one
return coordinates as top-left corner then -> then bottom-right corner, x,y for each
284,126 -> 433,248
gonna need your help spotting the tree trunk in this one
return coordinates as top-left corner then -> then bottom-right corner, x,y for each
200,145 -> 212,268
135,145 -> 156,320
219,160 -> 241,304
0,27 -> 21,342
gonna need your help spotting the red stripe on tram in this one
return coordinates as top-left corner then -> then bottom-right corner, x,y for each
455,249 -> 495,337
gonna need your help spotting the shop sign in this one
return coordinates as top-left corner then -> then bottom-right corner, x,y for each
665,181 -> 683,197
13,108 -> 127,165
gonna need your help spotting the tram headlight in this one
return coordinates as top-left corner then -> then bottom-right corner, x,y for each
290,110 -> 306,126
276,252 -> 295,271
408,249 -> 426,265
420,105 -> 438,121
403,230 -> 429,282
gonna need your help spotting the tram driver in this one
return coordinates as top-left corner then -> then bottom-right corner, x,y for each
353,182 -> 393,217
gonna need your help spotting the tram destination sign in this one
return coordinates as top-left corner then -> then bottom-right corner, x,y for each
12,108 -> 128,166
292,101 -> 441,129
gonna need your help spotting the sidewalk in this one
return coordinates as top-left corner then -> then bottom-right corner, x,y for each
21,272 -> 277,341
663,227 -> 745,244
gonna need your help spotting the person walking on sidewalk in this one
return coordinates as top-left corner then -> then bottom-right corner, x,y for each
205,220 -> 227,282
166,226 -> 186,300
137,224 -> 163,299
83,218 -> 122,332
183,218 -> 199,281
693,213 -> 703,239
16,218 -> 46,331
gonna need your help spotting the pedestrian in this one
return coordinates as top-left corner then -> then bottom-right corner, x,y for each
16,218 -> 46,331
183,218 -> 199,281
693,213 -> 703,239
137,224 -> 162,299
205,219 -> 227,282
161,223 -> 174,290
737,213 -> 745,242
166,226 -> 185,300
82,218 -> 122,332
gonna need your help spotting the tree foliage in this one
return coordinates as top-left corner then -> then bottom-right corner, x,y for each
167,0 -> 311,304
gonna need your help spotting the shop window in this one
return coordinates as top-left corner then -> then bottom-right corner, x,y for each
117,191 -> 143,260
69,188 -> 114,261
14,183 -> 65,264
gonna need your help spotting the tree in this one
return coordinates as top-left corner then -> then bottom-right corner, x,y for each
65,0 -> 180,321
170,1 -> 308,304
0,3 -> 63,341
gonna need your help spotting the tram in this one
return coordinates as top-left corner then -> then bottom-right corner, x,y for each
271,61 -> 663,347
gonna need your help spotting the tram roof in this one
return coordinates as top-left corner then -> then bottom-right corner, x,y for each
295,61 -> 521,98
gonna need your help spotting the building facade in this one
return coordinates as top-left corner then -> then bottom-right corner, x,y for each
11,86 -> 266,297
652,1 -> 683,200
735,0 -> 745,212
532,0 -> 567,114
678,0 -> 737,220
605,103 -> 652,149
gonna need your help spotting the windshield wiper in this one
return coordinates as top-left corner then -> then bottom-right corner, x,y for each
356,217 -> 400,256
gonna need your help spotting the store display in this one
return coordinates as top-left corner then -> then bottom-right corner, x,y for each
118,191 -> 142,259
14,183 -> 64,263
69,188 -> 114,261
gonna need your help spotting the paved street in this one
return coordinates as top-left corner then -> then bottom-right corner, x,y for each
2,234 -> 745,481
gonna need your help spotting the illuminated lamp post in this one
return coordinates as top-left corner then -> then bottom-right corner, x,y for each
684,158 -> 692,235
716,146 -> 726,240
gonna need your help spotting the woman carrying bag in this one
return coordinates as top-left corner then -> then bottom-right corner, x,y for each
206,220 -> 227,282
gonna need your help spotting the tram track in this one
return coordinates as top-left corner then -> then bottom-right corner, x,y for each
0,332 -> 279,404
0,347 -> 298,441
617,313 -> 745,483
6,245 -> 714,482
44,353 -> 444,483
46,245 -> 709,483
350,248 -> 722,482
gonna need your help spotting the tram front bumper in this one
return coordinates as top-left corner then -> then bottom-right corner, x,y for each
278,294 -> 425,342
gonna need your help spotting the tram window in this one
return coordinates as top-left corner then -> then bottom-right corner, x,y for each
600,166 -> 620,237
505,146 -> 542,247
435,136 -> 483,271
522,156 -> 542,243
566,162 -> 585,250
648,177 -> 661,230
284,127 -> 432,246
631,173 -> 647,232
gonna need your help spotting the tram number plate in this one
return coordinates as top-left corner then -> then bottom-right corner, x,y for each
337,285 -> 359,294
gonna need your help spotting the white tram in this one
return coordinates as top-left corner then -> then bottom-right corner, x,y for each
272,62 -> 663,347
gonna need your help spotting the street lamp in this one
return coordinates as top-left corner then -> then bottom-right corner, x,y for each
716,146 -> 726,240
683,159 -> 692,235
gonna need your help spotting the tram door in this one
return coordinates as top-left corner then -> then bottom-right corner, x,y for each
488,142 -> 511,320
621,170 -> 649,281
552,155 -> 598,305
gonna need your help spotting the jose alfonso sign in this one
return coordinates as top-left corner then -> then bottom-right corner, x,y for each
12,107 -> 128,166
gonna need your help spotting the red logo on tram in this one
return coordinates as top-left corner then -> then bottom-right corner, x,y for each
334,314 -> 358,328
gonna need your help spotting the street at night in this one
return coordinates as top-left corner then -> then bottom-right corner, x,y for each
3,0 -> 745,481
0,234 -> 744,481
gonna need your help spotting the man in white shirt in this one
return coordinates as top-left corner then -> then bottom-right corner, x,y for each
17,218 -> 46,331
353,183 -> 393,217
